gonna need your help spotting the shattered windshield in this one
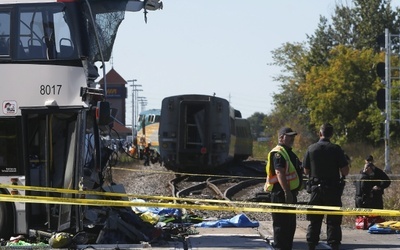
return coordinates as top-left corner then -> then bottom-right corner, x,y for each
84,0 -> 163,62
85,0 -> 129,62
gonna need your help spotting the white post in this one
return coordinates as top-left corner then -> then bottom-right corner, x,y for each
384,28 -> 391,173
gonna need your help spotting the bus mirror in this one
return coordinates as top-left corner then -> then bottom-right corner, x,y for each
96,101 -> 112,125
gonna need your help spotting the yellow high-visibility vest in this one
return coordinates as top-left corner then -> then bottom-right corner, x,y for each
265,145 -> 300,191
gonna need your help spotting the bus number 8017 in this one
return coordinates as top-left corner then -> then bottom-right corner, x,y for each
40,85 -> 62,95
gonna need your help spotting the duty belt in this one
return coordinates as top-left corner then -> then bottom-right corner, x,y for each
309,177 -> 340,186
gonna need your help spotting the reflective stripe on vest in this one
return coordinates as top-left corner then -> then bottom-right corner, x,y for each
265,145 -> 299,191
267,171 -> 298,184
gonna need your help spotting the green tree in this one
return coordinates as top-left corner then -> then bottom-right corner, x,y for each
269,42 -> 309,124
351,0 -> 399,51
299,45 -> 381,143
327,0 -> 400,51
247,112 -> 267,139
306,16 -> 335,68
269,0 -> 400,144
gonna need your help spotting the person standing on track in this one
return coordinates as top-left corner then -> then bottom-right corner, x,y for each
303,123 -> 349,250
265,127 -> 303,250
143,142 -> 151,166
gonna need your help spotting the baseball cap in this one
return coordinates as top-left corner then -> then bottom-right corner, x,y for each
279,127 -> 297,136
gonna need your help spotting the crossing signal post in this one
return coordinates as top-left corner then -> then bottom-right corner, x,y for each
376,62 -> 385,78
375,29 -> 392,173
376,88 -> 385,111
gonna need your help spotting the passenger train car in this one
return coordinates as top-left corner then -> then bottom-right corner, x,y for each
159,94 -> 252,172
135,109 -> 161,163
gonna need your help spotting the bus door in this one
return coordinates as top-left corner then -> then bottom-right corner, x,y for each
21,108 -> 86,233
0,117 -> 23,237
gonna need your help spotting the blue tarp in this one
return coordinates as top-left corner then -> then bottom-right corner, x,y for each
193,213 -> 259,228
131,199 -> 182,217
368,224 -> 397,234
147,207 -> 182,217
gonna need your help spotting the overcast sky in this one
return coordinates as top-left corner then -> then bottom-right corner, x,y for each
101,1 -> 342,124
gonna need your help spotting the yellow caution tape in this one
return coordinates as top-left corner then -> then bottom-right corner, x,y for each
1,193 -> 400,216
0,184 -> 378,213
0,183 -> 398,216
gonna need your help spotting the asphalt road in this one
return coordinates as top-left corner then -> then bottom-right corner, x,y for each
85,220 -> 400,249
259,220 -> 400,250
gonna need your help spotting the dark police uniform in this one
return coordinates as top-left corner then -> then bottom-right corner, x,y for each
269,144 -> 302,250
355,165 -> 390,209
303,138 -> 348,249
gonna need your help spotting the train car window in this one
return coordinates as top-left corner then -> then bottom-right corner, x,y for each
0,11 -> 10,57
154,115 -> 160,123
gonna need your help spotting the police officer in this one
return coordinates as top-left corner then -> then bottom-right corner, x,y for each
355,155 -> 390,209
303,123 -> 349,250
265,127 -> 303,250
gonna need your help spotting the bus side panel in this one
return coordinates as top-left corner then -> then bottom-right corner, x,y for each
0,64 -> 87,116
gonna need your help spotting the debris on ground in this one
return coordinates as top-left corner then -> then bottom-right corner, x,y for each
193,213 -> 259,228
368,221 -> 400,234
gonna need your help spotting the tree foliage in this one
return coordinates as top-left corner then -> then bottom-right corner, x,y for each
299,45 -> 381,142
247,112 -> 267,139
269,43 -> 311,131
263,0 -> 400,145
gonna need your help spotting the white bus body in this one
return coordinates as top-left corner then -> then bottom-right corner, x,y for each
0,0 -> 162,238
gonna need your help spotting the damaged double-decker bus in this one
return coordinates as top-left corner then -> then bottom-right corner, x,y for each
0,0 -> 162,240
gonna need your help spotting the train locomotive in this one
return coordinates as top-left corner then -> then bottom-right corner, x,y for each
135,109 -> 161,164
159,94 -> 253,172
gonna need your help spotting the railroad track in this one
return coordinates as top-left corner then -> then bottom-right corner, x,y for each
165,160 -> 267,205
225,178 -> 265,200
169,174 -> 265,204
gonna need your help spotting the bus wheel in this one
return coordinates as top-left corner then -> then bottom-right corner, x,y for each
0,202 -> 13,239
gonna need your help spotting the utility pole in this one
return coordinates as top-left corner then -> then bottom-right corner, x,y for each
127,79 -> 142,136
138,96 -> 147,112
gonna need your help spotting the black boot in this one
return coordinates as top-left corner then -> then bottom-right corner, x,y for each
329,243 -> 340,250
308,243 -> 316,250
